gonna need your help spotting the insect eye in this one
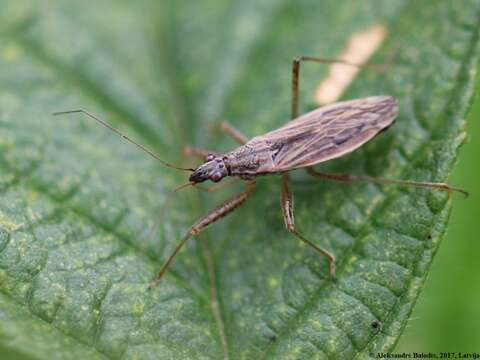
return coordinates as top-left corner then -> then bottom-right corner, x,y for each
211,172 -> 223,182
205,154 -> 215,162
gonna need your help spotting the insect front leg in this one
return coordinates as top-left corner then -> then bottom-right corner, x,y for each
280,173 -> 336,277
148,181 -> 256,288
306,167 -> 468,196
188,121 -> 247,160
210,121 -> 248,144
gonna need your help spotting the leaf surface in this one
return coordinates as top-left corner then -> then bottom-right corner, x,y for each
0,1 -> 478,359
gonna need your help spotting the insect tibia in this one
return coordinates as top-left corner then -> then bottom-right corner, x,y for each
307,168 -> 468,197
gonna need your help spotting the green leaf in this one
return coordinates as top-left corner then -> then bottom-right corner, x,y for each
0,1 -> 478,359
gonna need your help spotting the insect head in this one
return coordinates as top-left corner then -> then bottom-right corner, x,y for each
189,154 -> 229,183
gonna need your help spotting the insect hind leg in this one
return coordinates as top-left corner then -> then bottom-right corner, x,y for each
148,181 -> 256,288
306,167 -> 468,197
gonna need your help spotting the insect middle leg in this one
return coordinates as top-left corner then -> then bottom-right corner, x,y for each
149,181 -> 256,288
281,173 -> 336,277
142,172 -> 239,244
184,122 -> 247,160
306,167 -> 468,196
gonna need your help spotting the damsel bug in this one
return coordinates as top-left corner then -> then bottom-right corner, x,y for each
54,56 -> 466,287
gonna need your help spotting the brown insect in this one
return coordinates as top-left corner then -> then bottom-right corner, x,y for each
54,56 -> 466,287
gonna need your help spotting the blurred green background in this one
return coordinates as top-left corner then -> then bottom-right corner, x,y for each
397,83 -> 480,351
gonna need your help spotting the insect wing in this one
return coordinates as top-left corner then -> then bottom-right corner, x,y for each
251,96 -> 398,172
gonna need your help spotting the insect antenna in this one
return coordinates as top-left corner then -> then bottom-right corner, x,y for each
53,109 -> 195,172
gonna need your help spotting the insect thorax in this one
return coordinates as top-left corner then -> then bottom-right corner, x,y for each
224,139 -> 277,180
